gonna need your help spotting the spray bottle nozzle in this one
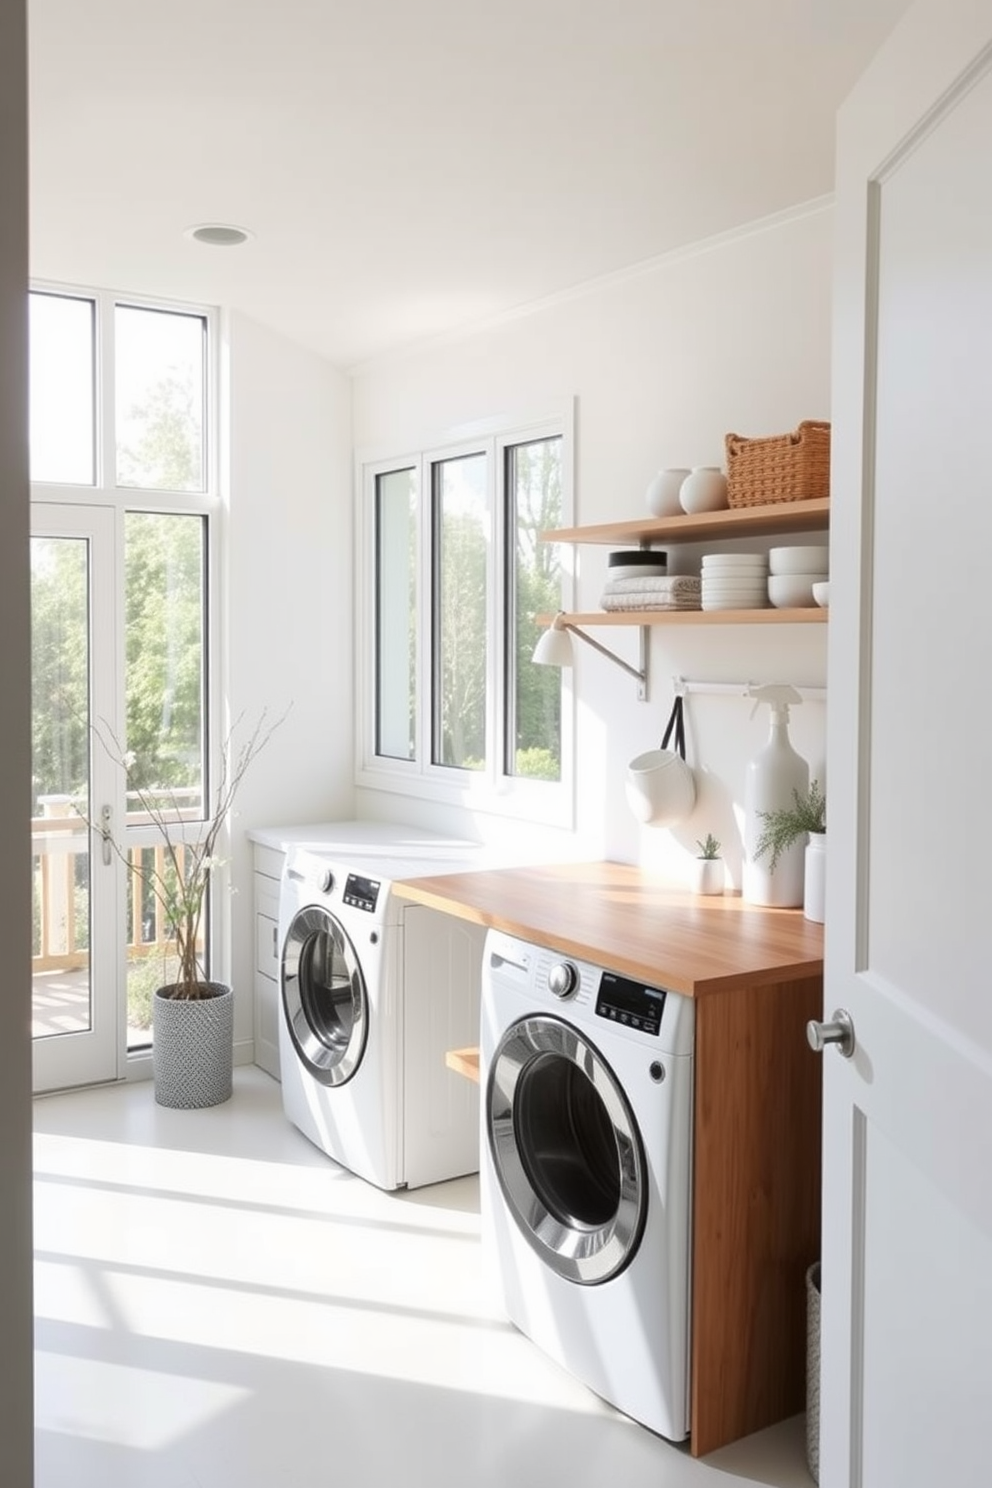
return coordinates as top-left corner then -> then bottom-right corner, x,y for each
748,683 -> 803,722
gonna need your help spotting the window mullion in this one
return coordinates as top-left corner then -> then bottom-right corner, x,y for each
415,454 -> 431,771
490,438 -> 508,786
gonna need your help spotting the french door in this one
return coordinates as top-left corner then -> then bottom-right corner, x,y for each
31,503 -> 121,1092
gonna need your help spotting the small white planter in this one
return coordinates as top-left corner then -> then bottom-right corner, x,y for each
690,857 -> 725,895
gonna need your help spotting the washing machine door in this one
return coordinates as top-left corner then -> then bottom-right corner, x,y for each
281,905 -> 368,1086
486,1014 -> 647,1285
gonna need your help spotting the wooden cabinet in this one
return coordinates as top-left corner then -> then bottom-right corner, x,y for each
541,495 -> 829,628
396,862 -> 823,1458
252,843 -> 284,1079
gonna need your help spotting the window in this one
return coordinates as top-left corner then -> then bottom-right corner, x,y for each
115,303 -> 207,492
359,406 -> 573,824
504,436 -> 564,782
29,283 -> 216,1062
29,291 -> 95,484
374,467 -> 417,761
433,452 -> 488,771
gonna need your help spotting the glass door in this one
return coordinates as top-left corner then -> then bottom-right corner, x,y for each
31,504 -> 120,1092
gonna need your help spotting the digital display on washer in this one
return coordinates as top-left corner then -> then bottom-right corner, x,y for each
595,971 -> 666,1036
343,874 -> 380,913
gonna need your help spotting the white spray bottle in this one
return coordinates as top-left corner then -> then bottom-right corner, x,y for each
743,683 -> 809,907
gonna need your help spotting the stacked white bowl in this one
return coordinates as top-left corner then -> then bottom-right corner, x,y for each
700,552 -> 769,611
767,546 -> 829,608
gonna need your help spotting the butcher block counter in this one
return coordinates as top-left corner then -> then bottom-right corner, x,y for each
395,860 -> 824,1458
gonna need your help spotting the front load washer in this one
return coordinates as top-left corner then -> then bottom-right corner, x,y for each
279,842 -> 487,1191
480,928 -> 694,1442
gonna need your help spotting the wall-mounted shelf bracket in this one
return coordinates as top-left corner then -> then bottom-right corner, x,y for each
534,612 -> 649,701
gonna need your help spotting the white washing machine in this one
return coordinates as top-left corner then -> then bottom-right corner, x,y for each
480,928 -> 695,1442
279,840 -> 488,1191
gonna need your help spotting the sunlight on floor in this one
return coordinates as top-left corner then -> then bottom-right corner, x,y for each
33,1068 -> 813,1488
33,1122 -> 614,1414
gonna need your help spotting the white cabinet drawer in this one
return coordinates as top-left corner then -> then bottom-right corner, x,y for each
255,876 -> 281,978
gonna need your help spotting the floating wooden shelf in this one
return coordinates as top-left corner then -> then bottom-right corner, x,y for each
538,607 -> 827,627
541,496 -> 829,547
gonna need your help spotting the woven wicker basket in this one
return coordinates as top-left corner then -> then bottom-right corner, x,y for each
724,420 -> 831,508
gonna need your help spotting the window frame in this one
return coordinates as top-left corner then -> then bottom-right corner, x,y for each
355,401 -> 575,828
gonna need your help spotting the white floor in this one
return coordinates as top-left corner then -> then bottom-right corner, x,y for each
33,1066 -> 815,1488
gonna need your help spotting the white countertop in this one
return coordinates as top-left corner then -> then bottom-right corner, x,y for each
247,819 -> 481,853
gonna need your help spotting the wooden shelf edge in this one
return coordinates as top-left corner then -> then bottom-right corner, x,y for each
538,608 -> 828,626
445,1047 -> 480,1083
541,497 -> 829,546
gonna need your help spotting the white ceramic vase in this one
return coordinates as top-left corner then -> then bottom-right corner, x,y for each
690,857 -> 725,895
679,466 -> 729,514
804,832 -> 826,923
645,467 -> 690,518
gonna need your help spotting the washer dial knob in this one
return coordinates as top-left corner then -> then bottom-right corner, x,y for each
548,961 -> 579,999
319,867 -> 335,894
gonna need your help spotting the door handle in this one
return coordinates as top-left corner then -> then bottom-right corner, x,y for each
100,804 -> 113,867
807,1008 -> 855,1058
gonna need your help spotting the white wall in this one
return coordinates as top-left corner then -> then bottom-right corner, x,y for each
224,311 -> 354,1055
0,0 -> 36,1480
351,204 -> 832,883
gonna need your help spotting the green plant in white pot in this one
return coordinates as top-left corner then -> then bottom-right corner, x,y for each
754,779 -> 826,923
690,833 -> 725,896
87,710 -> 284,1107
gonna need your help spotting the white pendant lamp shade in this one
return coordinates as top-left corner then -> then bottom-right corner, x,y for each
532,617 -> 575,668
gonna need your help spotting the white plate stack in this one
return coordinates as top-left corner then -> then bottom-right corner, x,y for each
701,552 -> 769,611
767,546 -> 829,608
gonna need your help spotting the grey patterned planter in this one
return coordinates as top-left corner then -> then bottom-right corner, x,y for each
152,982 -> 234,1109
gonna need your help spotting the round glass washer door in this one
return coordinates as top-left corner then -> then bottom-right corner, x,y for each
281,905 -> 368,1086
486,1014 -> 647,1285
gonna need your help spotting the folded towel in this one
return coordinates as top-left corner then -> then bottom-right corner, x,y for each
602,591 -> 702,612
602,574 -> 701,596
600,573 -> 701,611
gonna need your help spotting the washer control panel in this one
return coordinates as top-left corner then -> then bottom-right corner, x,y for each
343,873 -> 381,913
595,971 -> 666,1037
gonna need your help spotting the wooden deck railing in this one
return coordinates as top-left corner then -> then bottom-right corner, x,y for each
32,802 -> 199,972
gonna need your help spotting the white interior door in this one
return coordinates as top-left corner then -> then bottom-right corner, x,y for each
824,5 -> 992,1484
31,502 -> 121,1092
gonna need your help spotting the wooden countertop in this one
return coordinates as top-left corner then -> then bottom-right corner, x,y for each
395,860 -> 823,997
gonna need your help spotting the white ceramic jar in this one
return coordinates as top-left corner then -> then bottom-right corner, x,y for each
804,831 -> 826,923
645,467 -> 690,518
679,466 -> 728,514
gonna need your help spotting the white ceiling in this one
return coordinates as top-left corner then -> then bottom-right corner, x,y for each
27,0 -> 911,370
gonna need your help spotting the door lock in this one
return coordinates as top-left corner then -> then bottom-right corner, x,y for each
100,804 -> 113,867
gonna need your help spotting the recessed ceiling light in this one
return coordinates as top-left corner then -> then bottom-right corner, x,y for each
184,224 -> 254,247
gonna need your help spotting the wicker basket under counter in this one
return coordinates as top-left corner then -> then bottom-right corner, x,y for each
724,419 -> 830,507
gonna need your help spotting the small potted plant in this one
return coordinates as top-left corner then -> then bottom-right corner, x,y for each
690,833 -> 725,895
754,779 -> 826,922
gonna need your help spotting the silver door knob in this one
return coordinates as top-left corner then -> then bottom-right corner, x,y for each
807,1008 -> 855,1058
